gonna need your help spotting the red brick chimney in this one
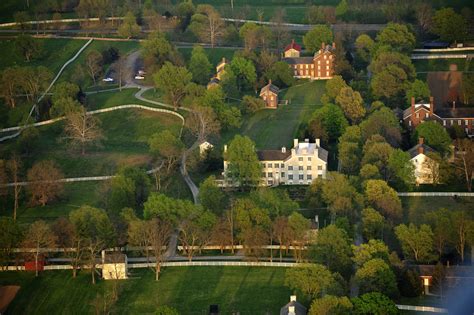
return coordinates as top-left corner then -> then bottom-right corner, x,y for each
332,42 -> 336,49
418,137 -> 424,155
429,96 -> 434,116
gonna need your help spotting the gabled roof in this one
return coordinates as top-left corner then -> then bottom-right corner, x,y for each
283,57 -> 314,65
403,103 -> 432,119
408,143 -> 436,158
285,39 -> 301,52
208,77 -> 220,85
257,150 -> 291,161
260,81 -> 280,96
280,301 -> 307,315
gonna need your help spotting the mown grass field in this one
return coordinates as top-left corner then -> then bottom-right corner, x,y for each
219,80 -> 325,150
85,88 -> 146,109
178,47 -> 236,67
414,58 -> 472,73
0,38 -> 86,73
0,267 -> 291,315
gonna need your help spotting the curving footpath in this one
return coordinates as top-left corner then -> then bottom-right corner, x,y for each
0,38 -> 93,142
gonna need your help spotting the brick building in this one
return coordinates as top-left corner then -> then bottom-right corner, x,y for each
283,41 -> 335,80
403,97 -> 474,135
259,80 -> 280,108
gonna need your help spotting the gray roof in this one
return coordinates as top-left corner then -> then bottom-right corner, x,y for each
280,301 -> 307,315
407,143 -> 436,158
435,108 -> 474,119
257,150 -> 291,161
283,57 -> 314,65
260,82 -> 280,95
317,147 -> 329,162
208,77 -> 220,85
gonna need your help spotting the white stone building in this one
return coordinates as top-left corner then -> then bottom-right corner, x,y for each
223,139 -> 328,187
408,138 -> 439,184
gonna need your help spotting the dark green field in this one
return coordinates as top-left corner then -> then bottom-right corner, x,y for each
0,38 -> 86,73
0,267 -> 291,315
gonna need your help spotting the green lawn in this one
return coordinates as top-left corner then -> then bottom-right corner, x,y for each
1,267 -> 292,314
85,88 -> 147,109
178,47 -> 236,67
224,80 -> 325,150
0,38 -> 86,73
402,196 -> 474,225
413,58 -> 472,73
59,40 -> 140,88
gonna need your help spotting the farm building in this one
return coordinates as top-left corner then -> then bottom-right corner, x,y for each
259,80 -> 280,108
407,138 -> 439,185
223,139 -> 328,187
403,97 -> 474,136
283,41 -> 335,80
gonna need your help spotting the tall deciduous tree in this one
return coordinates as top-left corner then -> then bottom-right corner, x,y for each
424,208 -> 453,258
230,57 -> 257,91
7,155 -> 22,221
451,211 -> 474,263
148,130 -> 184,174
311,225 -> 352,277
63,107 -> 103,155
454,139 -> 474,192
179,208 -> 217,261
0,67 -> 20,108
189,5 -> 224,48
225,135 -> 262,188
335,86 -> 366,124
22,220 -> 57,276
284,264 -> 343,299
395,223 -> 435,263
355,258 -> 398,298
351,293 -> 398,315
309,295 -> 352,315
431,8 -> 468,43
189,45 -> 212,85
0,217 -> 22,269
15,34 -> 43,62
352,239 -> 390,268
406,79 -> 431,105
118,11 -> 141,39
199,175 -> 226,215
375,23 -> 416,53
361,208 -> 384,240
85,50 -> 103,86
415,122 -> 452,156
303,25 -> 333,53
186,105 -> 221,142
153,61 -> 192,109
365,179 -> 402,223
70,205 -> 115,284
27,160 -> 64,206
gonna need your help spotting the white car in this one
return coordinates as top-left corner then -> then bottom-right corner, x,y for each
134,75 -> 145,80
138,70 -> 146,76
102,77 -> 114,82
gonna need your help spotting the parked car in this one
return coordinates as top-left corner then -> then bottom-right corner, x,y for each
102,77 -> 114,82
134,75 -> 145,80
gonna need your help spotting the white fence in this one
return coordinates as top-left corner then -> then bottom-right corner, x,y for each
396,304 -> 448,313
413,47 -> 474,52
411,54 -> 473,60
129,261 -> 297,268
398,192 -> 474,197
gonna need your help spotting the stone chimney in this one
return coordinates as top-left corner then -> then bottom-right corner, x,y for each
293,139 -> 299,148
316,139 -> 320,147
429,96 -> 434,116
332,42 -> 336,49
452,101 -> 456,110
224,145 -> 227,153
304,138 -> 309,143
290,295 -> 297,302
282,147 -> 286,153
288,306 -> 296,315
269,79 -> 272,85
222,57 -> 226,64
321,42 -> 325,49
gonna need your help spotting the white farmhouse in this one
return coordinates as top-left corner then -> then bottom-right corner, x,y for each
408,138 -> 439,184
223,139 -> 328,187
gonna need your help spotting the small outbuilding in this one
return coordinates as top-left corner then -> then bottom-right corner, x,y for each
102,252 -> 128,280
260,80 -> 280,109
280,295 -> 307,315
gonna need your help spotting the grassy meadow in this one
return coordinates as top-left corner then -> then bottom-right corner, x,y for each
1,267 -> 291,315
